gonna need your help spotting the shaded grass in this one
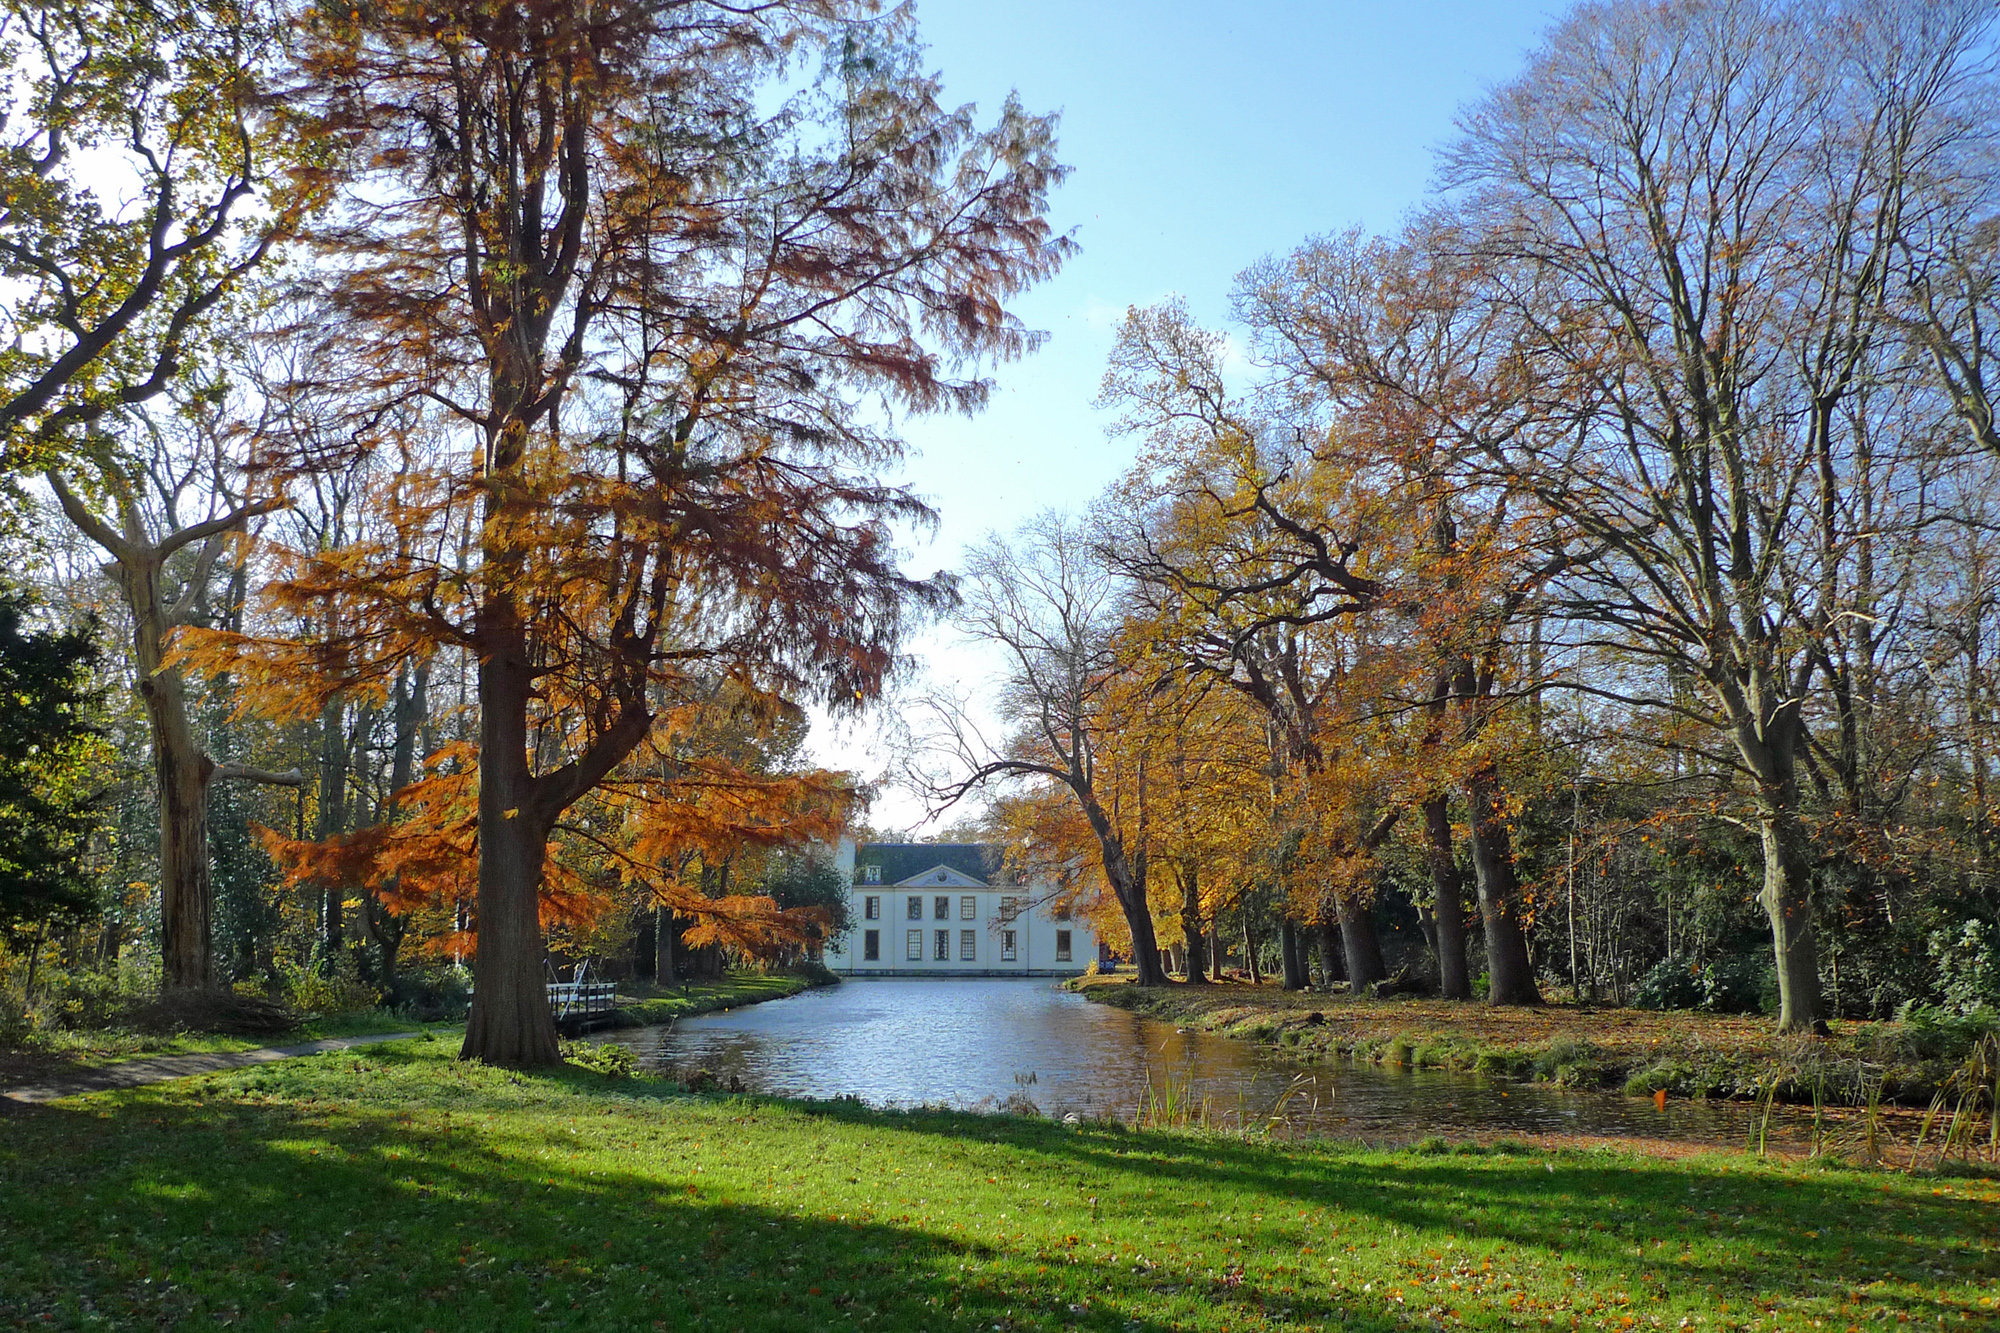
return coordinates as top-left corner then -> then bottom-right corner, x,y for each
1,1041 -> 1994,1330
1074,977 -> 1964,1107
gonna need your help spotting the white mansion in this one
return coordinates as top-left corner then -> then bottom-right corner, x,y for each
822,839 -> 1095,977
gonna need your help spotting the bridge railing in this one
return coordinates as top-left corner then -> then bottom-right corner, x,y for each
547,980 -> 617,1022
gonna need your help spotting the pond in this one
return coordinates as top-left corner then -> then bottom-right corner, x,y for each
599,977 -> 1831,1151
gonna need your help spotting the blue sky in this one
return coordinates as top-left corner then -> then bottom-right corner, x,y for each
819,1 -> 1565,826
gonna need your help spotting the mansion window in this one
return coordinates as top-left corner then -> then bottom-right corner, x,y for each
959,895 -> 976,920
1002,929 -> 1017,962
999,895 -> 1018,920
906,930 -> 923,961
933,929 -> 950,961
862,930 -> 880,961
907,897 -> 923,920
862,864 -> 880,884
933,895 -> 950,920
959,929 -> 977,961
864,896 -> 880,920
1055,930 -> 1073,962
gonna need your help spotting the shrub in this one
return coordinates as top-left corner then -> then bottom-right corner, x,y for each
273,958 -> 381,1017
561,1039 -> 637,1078
1632,952 -> 1770,1014
1928,919 -> 2000,1015
1634,956 -> 1704,1011
1701,952 -> 1774,1015
1894,1002 -> 2000,1062
794,960 -> 840,987
388,967 -> 472,1021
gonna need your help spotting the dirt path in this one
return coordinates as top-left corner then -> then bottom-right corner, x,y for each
0,1031 -> 422,1106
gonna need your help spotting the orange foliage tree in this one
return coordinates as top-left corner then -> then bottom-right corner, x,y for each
190,0 -> 1069,1064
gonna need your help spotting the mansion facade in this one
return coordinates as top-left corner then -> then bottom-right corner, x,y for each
822,840 -> 1094,978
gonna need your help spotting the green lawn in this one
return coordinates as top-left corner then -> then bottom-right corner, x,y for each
608,969 -> 827,1027
3,1008 -> 439,1073
1,1042 -> 1994,1331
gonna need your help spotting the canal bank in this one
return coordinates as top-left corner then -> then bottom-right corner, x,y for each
600,967 -> 835,1029
1068,974 -> 1989,1108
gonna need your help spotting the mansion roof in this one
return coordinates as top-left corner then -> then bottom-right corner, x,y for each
853,842 -> 1017,887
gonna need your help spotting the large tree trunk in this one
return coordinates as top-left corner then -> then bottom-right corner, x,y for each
1757,791 -> 1826,1034
1076,791 -> 1168,986
316,700 -> 350,966
1423,796 -> 1473,1000
1279,918 -> 1307,990
146,673 -> 217,992
1317,919 -> 1345,986
460,648 -> 562,1068
654,906 -> 681,984
1178,863 -> 1208,985
1337,894 -> 1388,991
1465,764 -> 1542,1006
1208,925 -> 1225,980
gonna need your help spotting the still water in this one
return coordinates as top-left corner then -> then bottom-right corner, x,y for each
601,977 -> 1815,1149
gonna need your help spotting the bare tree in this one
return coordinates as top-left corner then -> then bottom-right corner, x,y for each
920,513 -> 1170,986
1433,0 -> 2000,1031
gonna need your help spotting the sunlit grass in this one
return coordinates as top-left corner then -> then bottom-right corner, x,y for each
1,1040 -> 1993,1331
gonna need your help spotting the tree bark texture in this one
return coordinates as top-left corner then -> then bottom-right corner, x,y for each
1279,918 -> 1307,990
1465,764 -> 1542,1006
1423,796 -> 1473,1000
1317,920 -> 1345,985
1337,895 -> 1388,990
1758,797 -> 1827,1034
1178,863 -> 1208,985
460,648 -> 562,1068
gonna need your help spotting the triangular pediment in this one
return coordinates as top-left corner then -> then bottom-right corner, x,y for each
892,863 -> 986,888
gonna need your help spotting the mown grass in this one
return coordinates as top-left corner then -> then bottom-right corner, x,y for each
0,970 -> 820,1091
1,1041 -> 1994,1331
606,969 -> 828,1028
0,1009 -> 438,1074
1074,976 -> 1969,1107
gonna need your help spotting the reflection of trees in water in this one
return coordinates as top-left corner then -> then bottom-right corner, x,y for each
595,980 -> 1842,1150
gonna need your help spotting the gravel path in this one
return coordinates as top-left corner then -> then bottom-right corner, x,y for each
0,1031 -> 423,1105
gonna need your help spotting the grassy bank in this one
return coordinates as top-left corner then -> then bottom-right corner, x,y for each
1071,976 -> 1988,1107
0,968 -> 824,1090
604,967 -> 832,1028
0,1009 -> 440,1087
1,1042 -> 1993,1331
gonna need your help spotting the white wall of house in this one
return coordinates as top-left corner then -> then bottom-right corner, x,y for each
823,838 -> 1093,977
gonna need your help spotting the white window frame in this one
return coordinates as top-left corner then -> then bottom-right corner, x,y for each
933,929 -> 950,961
933,895 -> 950,920
907,896 -> 923,920
864,895 -> 879,920
1055,929 -> 1072,962
863,929 -> 880,961
959,895 -> 977,920
906,930 -> 922,961
999,895 -> 1018,920
959,929 -> 977,961
863,864 -> 880,884
1002,929 -> 1017,962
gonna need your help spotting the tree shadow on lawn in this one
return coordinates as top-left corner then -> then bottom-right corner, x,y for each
0,1067 -> 1399,1333
781,1094 -> 1999,1323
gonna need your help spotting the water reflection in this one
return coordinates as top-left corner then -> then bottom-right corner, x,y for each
600,977 -> 1817,1149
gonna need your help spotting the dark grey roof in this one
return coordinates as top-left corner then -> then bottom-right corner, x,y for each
854,843 -> 1014,887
